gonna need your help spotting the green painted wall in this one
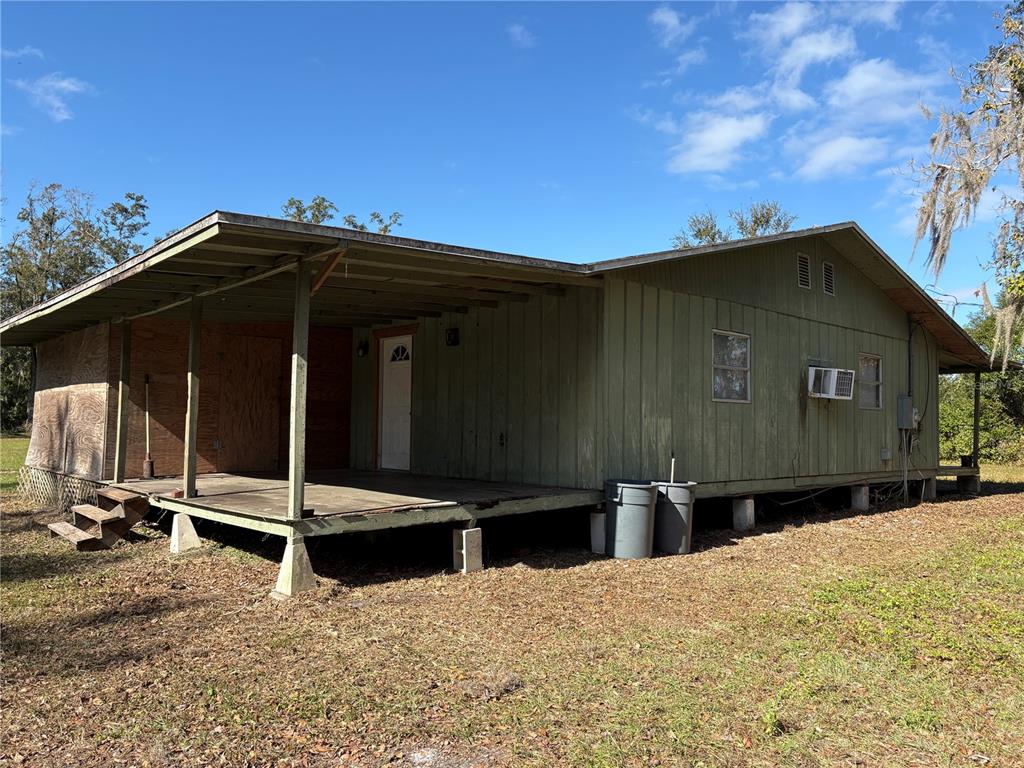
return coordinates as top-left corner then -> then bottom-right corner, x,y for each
604,237 -> 939,494
351,287 -> 604,489
351,235 -> 942,496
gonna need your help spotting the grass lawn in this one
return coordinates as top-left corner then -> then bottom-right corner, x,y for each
0,435 -> 29,493
1,466 -> 1022,767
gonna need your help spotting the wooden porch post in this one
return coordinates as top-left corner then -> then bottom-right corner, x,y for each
112,321 -> 132,482
288,261 -> 312,520
183,297 -> 203,498
972,370 -> 981,468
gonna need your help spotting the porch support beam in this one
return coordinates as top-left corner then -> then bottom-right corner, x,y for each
310,247 -> 347,296
112,320 -> 132,483
972,371 -> 981,469
123,243 -> 345,322
288,260 -> 312,520
183,297 -> 203,498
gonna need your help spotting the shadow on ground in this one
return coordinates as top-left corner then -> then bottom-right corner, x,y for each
3,593 -> 207,677
159,480 -> 1006,590
9,472 -> 1018,593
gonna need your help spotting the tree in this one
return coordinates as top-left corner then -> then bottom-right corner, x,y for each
98,193 -> 150,263
913,2 -> 1023,368
0,183 -> 149,432
281,195 -> 338,225
672,200 -> 797,249
341,211 -> 403,235
281,196 -> 403,234
938,294 -> 1024,462
730,200 -> 798,240
673,211 -> 730,249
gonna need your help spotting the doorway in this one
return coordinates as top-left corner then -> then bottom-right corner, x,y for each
378,334 -> 412,470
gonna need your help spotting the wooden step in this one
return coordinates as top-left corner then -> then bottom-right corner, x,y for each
47,521 -> 107,551
72,504 -> 123,529
96,487 -> 144,505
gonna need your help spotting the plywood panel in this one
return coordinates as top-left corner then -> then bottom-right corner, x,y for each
218,336 -> 282,472
27,323 -> 111,479
110,318 -> 350,479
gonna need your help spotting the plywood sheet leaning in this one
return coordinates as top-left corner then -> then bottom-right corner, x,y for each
26,323 -> 111,479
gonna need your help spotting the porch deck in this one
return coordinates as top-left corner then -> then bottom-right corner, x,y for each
111,470 -> 603,537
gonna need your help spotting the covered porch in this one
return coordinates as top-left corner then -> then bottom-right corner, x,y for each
63,212 -> 602,596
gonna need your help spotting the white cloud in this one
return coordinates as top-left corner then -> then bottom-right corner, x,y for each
668,112 -> 771,173
824,58 -> 941,124
705,86 -> 768,113
1,123 -> 19,136
507,23 -> 537,48
916,33 -> 955,69
776,27 -> 857,83
675,48 -> 707,74
626,106 -> 682,135
10,73 -> 92,121
797,135 -> 889,179
921,2 -> 953,26
741,4 -> 856,112
830,1 -> 902,30
771,84 -> 817,111
745,3 -> 819,49
1,45 -> 43,59
649,6 -> 697,47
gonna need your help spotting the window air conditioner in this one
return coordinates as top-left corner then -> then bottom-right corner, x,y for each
807,366 -> 855,400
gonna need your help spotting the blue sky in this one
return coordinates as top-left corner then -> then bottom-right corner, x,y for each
0,1 -> 1010,320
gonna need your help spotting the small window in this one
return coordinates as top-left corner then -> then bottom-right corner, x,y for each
390,344 -> 410,362
858,354 -> 881,408
712,330 -> 750,402
797,252 -> 811,290
823,261 -> 835,296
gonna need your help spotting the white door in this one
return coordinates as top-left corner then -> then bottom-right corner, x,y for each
378,335 -> 412,470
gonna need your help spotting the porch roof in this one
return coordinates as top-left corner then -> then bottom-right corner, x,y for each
0,212 -> 1004,373
0,211 -> 601,345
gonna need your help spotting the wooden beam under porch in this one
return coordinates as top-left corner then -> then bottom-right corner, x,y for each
109,470 -> 603,538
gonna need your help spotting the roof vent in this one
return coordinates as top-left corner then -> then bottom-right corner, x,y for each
808,366 -> 855,400
823,261 -> 835,296
797,253 -> 811,290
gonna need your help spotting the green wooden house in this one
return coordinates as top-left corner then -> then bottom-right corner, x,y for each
0,212 -> 993,595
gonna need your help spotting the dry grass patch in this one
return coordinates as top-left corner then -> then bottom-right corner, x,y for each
2,476 -> 1023,767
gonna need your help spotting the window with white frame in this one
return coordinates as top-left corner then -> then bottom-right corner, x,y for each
858,353 -> 882,408
712,330 -> 750,402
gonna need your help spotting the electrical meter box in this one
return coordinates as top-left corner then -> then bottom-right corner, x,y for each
897,394 -> 915,429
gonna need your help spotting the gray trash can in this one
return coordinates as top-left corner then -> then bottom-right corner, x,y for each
604,480 -> 657,559
654,482 -> 697,555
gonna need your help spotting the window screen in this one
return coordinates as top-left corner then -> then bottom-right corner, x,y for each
858,354 -> 881,408
713,331 -> 750,402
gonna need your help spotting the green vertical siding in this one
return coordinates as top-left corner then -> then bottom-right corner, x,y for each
351,234 -> 943,496
604,238 -> 940,490
351,288 -> 604,489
